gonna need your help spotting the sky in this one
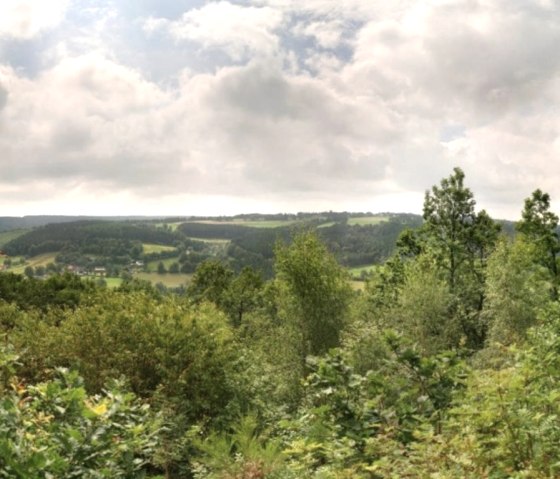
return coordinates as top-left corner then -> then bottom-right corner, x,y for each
1,0 -> 560,219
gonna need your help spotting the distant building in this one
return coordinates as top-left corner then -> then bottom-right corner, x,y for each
93,267 -> 107,277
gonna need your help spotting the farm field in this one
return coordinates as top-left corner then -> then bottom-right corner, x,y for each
347,216 -> 389,226
146,256 -> 180,272
8,253 -> 58,274
134,272 -> 192,288
194,219 -> 300,228
185,237 -> 231,244
234,219 -> 301,228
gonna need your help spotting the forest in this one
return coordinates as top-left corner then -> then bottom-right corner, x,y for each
1,167 -> 560,478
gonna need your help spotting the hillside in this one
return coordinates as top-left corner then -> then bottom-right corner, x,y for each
2,212 -> 423,283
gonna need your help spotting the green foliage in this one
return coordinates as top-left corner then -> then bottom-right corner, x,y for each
517,189 -> 560,297
189,260 -> 234,307
0,272 -> 95,311
483,237 -> 551,345
0,348 -> 159,478
422,168 -> 500,347
192,415 -> 287,479
391,255 -> 459,353
222,267 -> 264,327
282,343 -> 466,478
10,290 -> 256,475
275,232 -> 352,358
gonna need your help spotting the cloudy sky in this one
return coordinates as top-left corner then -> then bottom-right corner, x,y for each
1,0 -> 559,219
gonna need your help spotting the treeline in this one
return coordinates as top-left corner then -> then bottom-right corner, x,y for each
0,215 -> 165,232
2,169 -> 560,477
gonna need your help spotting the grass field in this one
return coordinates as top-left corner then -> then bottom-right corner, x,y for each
186,237 -> 231,244
135,272 -> 192,288
104,277 -> 123,288
142,243 -> 177,254
146,256 -> 180,272
8,253 -> 58,274
0,229 -> 29,247
234,220 -> 300,228
348,264 -> 377,278
347,216 -> 389,226
194,219 -> 300,228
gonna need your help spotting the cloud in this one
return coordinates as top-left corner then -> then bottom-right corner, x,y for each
349,1 -> 560,122
294,19 -> 346,49
0,0 -> 70,40
0,83 -> 7,111
145,1 -> 284,61
0,54 -> 180,189
3,0 -> 560,218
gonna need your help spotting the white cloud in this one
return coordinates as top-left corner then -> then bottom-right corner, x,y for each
295,19 -> 345,49
145,1 -> 284,61
0,0 -> 70,40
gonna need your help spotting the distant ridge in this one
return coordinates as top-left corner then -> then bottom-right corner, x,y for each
0,216 -> 168,232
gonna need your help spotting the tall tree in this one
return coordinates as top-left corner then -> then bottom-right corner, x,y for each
420,168 -> 500,347
188,260 -> 234,308
483,237 -> 550,345
516,189 -> 560,298
275,231 -> 352,358
422,167 -> 499,291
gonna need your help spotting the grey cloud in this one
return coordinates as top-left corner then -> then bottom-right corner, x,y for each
0,84 -> 7,111
50,123 -> 92,151
193,61 -> 402,194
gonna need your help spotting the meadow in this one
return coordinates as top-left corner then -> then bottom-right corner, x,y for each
142,243 -> 178,254
347,215 -> 389,226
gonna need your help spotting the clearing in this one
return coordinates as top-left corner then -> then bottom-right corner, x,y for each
347,216 -> 390,226
348,264 -> 377,279
134,272 -> 192,288
142,243 -> 177,254
7,253 -> 58,274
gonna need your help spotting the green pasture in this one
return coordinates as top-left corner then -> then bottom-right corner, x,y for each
234,219 -> 300,228
103,277 -> 123,288
8,253 -> 58,274
142,243 -> 177,254
186,237 -> 231,244
146,256 -> 180,272
3,255 -> 24,265
134,272 -> 192,288
348,264 -> 377,278
195,219 -> 300,228
347,216 -> 389,226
